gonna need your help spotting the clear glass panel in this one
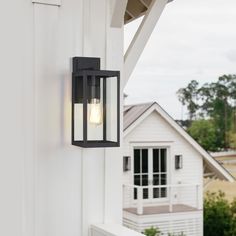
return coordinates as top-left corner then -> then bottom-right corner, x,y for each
142,149 -> 148,173
143,188 -> 149,199
106,77 -> 118,142
134,175 -> 141,186
161,188 -> 167,198
153,188 -> 160,198
87,78 -> 103,141
161,174 -> 167,185
153,149 -> 159,172
142,174 -> 148,186
134,149 -> 140,174
161,149 -> 167,172
152,148 -> 167,199
153,174 -> 159,185
134,188 -> 137,200
74,103 -> 83,141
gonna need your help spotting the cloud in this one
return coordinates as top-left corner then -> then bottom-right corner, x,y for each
124,0 -> 236,119
225,50 -> 236,62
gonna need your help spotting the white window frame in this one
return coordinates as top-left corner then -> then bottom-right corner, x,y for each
130,142 -> 172,205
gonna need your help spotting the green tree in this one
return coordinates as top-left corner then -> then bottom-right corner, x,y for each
188,119 -> 218,151
177,74 -> 236,150
204,191 -> 236,236
228,131 -> 236,150
177,80 -> 199,121
199,80 -> 233,148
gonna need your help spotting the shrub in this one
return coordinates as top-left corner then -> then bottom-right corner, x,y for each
143,227 -> 186,236
143,227 -> 161,236
204,191 -> 236,236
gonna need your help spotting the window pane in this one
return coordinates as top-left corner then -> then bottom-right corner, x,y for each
142,175 -> 148,186
153,149 -> 159,172
153,174 -> 159,186
106,77 -> 117,142
134,149 -> 140,173
134,188 -> 137,200
74,104 -> 83,141
161,149 -> 167,172
142,149 -> 148,173
134,175 -> 141,186
161,174 -> 166,185
161,188 -> 167,198
153,188 -> 160,198
143,188 -> 149,199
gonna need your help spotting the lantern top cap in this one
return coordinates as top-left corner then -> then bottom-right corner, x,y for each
73,70 -> 120,78
73,57 -> 100,72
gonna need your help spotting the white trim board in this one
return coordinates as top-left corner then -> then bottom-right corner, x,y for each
124,0 -> 168,87
32,0 -> 61,6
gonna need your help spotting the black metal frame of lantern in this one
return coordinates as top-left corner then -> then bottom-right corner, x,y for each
72,57 -> 120,148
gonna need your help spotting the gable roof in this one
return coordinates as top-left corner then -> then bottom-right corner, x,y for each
124,102 -> 154,130
123,102 -> 235,182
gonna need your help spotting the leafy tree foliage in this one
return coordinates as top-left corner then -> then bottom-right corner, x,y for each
177,74 -> 236,150
188,120 -> 218,151
204,191 -> 236,236
143,227 -> 186,236
229,131 -> 236,150
177,80 -> 199,121
143,227 -> 161,236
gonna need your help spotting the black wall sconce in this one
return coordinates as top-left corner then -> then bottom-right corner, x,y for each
72,57 -> 120,148
123,156 -> 131,171
175,155 -> 183,170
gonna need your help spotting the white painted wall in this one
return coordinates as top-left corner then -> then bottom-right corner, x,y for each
0,0 -> 123,236
123,111 -> 203,208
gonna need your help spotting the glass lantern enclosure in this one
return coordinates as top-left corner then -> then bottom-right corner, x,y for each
72,57 -> 120,147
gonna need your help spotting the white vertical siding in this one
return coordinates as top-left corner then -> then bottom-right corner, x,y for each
0,1 -> 124,236
0,2 -> 34,236
32,2 -> 84,236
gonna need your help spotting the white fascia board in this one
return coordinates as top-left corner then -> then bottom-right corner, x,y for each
152,103 -> 235,183
111,0 -> 128,28
32,0 -> 61,6
123,104 -> 156,137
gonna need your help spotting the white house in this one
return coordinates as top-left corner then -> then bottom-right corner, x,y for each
122,102 -> 234,235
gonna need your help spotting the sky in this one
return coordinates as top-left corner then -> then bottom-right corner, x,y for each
124,0 -> 236,119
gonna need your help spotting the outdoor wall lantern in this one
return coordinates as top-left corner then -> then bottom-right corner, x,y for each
175,155 -> 183,170
123,156 -> 131,172
72,57 -> 120,148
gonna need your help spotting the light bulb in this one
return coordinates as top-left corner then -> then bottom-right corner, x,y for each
89,98 -> 103,125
